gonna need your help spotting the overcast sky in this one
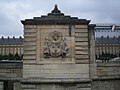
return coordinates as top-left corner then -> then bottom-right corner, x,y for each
0,0 -> 120,37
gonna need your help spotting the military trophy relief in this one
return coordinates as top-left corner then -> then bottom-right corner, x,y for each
43,31 -> 69,59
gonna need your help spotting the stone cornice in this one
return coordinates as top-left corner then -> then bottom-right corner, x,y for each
21,16 -> 90,25
21,5 -> 90,25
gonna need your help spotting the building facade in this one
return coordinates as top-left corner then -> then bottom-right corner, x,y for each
96,36 -> 120,59
0,36 -> 23,60
95,24 -> 120,60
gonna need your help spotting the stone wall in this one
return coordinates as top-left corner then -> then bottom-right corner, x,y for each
22,16 -> 91,90
92,80 -> 120,90
22,24 -> 91,83
75,25 -> 89,64
97,63 -> 120,78
23,64 -> 89,79
0,61 -> 22,90
22,82 -> 91,90
90,63 -> 120,90
0,62 -> 22,80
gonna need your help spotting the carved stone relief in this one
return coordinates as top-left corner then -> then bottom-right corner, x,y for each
43,31 -> 69,58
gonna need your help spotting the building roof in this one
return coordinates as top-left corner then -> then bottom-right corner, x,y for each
96,23 -> 120,26
95,23 -> 120,37
21,4 -> 90,25
0,37 -> 23,45
96,36 -> 120,44
0,36 -> 119,45
95,23 -> 120,30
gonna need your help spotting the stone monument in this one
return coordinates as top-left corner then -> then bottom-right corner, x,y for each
21,4 -> 95,90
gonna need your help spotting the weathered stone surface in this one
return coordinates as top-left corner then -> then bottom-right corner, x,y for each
75,42 -> 88,46
75,50 -> 89,55
75,46 -> 88,50
75,55 -> 89,59
75,29 -> 88,33
97,63 -> 120,77
21,5 -> 92,89
38,25 -> 69,29
23,64 -> 89,79
75,25 -> 88,29
0,62 -> 22,81
24,51 -> 36,55
24,46 -> 36,51
75,33 -> 88,37
24,42 -> 36,46
92,80 -> 120,90
75,60 -> 90,64
24,38 -> 36,42
75,37 -> 88,42
24,25 -> 37,29
24,33 -> 36,37
24,29 -> 36,33
23,55 -> 36,60
23,60 -> 36,64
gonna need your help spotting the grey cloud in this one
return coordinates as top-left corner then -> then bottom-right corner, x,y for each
0,0 -> 120,37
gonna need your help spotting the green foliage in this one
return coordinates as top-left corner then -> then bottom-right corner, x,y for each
0,54 -> 2,60
2,55 -> 8,60
20,54 -> 23,60
0,53 -> 22,60
15,53 -> 20,60
98,52 -> 117,60
8,53 -> 14,60
95,55 -> 98,59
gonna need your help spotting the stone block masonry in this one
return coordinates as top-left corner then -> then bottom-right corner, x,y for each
21,4 -> 93,90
